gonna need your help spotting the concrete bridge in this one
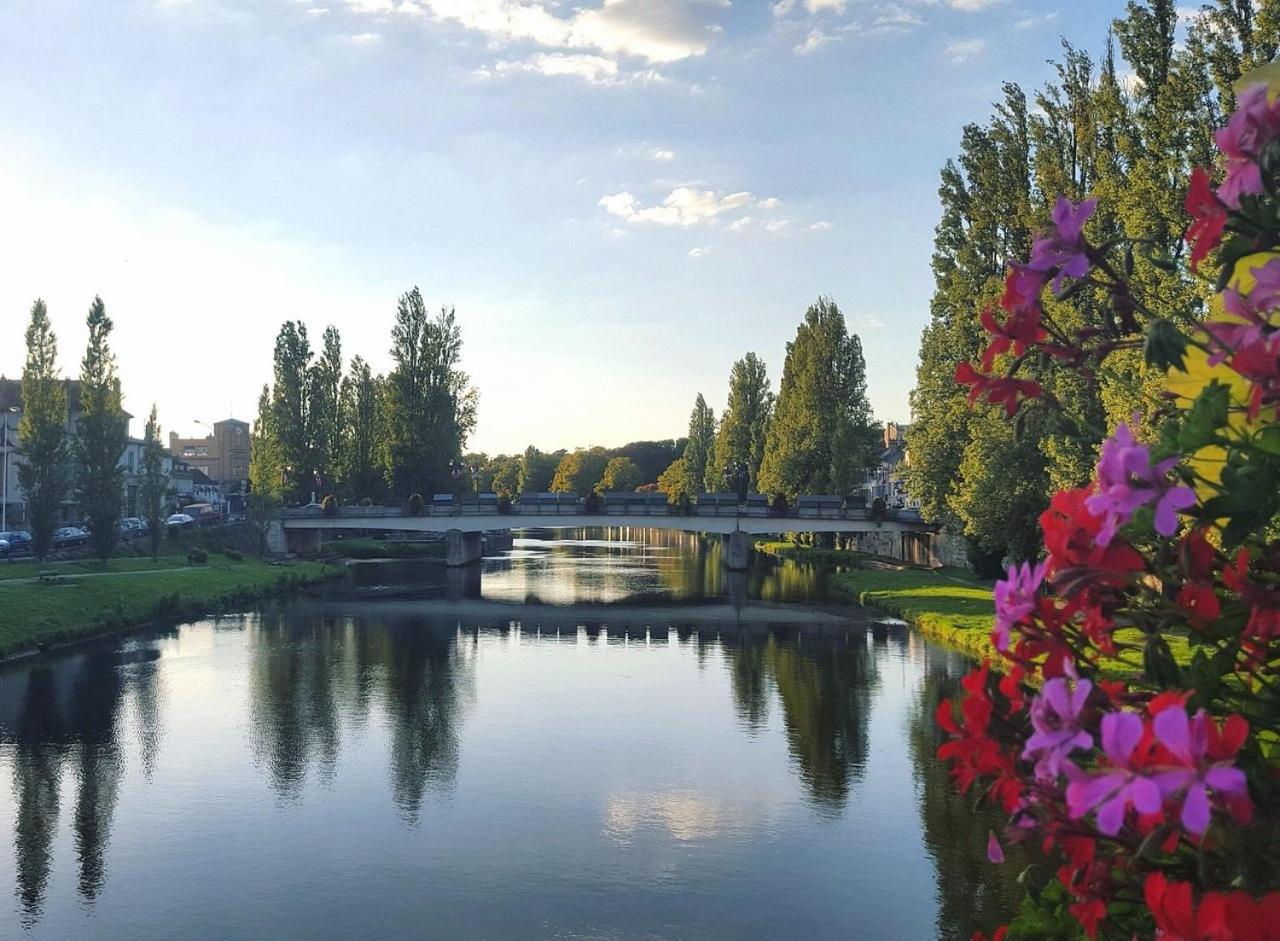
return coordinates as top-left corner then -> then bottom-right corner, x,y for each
270,496 -> 937,569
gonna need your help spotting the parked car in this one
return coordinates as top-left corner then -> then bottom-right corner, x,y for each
53,526 -> 88,548
121,517 -> 149,535
0,538 -> 9,558
0,530 -> 33,554
166,513 -> 194,528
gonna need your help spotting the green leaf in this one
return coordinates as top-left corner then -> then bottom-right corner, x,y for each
1177,381 -> 1230,452
1144,319 -> 1190,372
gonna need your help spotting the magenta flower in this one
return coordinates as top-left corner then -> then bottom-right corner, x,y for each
1085,421 -> 1196,545
1208,256 -> 1280,364
1023,677 -> 1093,781
986,831 -> 1004,864
992,560 -> 1046,651
1065,711 -> 1161,835
1215,83 -> 1280,208
1150,707 -> 1249,835
1029,196 -> 1097,291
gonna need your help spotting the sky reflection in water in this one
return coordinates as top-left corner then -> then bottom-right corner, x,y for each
0,530 -> 1021,939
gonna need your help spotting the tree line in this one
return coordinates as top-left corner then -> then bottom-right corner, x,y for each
13,298 -> 167,561
454,295 -> 881,505
906,0 -> 1272,572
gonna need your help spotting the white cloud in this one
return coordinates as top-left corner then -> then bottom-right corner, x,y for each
359,0 -> 725,66
650,148 -> 677,161
794,29 -> 836,54
494,53 -> 620,84
346,31 -> 381,44
306,6 -> 331,15
599,186 -> 768,226
729,216 -> 752,231
875,4 -> 923,28
1013,11 -> 1056,29
856,315 -> 885,330
759,197 -> 782,210
944,37 -> 985,64
763,218 -> 791,232
805,0 -> 847,12
688,245 -> 711,258
946,0 -> 1004,10
809,220 -> 833,231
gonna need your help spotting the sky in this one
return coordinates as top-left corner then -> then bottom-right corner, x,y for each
0,0 -> 1126,454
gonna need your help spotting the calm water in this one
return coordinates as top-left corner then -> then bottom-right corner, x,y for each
0,530 -> 1019,939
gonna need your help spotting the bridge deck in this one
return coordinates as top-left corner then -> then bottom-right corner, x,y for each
279,511 -> 931,535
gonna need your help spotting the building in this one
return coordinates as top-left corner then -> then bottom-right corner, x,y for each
866,421 -> 915,509
0,377 -> 153,526
168,418 -> 250,490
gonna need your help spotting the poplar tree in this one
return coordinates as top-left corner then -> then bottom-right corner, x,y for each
139,405 -> 167,561
384,289 -> 477,497
706,352 -> 773,491
757,296 -> 878,497
74,297 -> 128,564
308,325 -> 344,496
248,385 -> 284,555
271,321 -> 313,505
16,300 -> 68,560
518,445 -> 558,494
682,393 -> 715,494
339,355 -> 385,501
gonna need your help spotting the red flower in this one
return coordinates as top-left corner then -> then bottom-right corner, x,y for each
1040,486 -> 1145,588
1185,166 -> 1228,271
955,361 -> 1043,416
1146,874 -> 1280,941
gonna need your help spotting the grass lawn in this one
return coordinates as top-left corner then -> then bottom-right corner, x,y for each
757,542 -> 1193,670
0,556 -> 338,658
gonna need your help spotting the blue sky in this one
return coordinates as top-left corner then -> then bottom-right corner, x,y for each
0,0 -> 1123,453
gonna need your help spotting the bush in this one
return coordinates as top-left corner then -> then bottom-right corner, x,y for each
321,494 -> 338,517
358,497 -> 373,507
186,547 -> 208,565
770,493 -> 789,516
497,491 -> 512,515
406,493 -> 424,517
582,491 -> 600,515
223,549 -> 243,561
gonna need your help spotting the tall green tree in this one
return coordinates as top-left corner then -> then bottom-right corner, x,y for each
309,325 -> 344,496
549,447 -> 609,495
248,385 -> 284,555
139,405 -> 167,561
518,445 -> 559,494
757,297 -> 878,497
707,352 -> 773,492
656,456 -> 697,504
384,289 -> 477,497
16,300 -> 68,560
339,355 -> 385,502
598,456 -> 642,493
270,321 -> 313,505
683,393 -> 716,495
74,297 -> 128,564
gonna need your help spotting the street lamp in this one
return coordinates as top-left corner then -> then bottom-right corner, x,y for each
450,460 -> 466,515
2,406 -> 18,533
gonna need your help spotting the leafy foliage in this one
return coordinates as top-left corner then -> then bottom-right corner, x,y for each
74,297 -> 127,563
16,299 -> 68,560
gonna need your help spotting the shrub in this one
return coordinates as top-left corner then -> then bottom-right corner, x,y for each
186,547 -> 208,565
406,493 -> 424,517
870,497 -> 887,523
321,494 -> 338,517
769,493 -> 789,516
497,491 -> 512,515
359,497 -> 373,507
582,491 -> 600,515
223,549 -> 243,561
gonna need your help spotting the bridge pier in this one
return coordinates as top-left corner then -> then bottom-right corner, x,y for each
446,528 -> 484,567
721,529 -> 752,571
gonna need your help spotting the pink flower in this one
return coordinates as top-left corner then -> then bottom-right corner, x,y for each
1150,707 -> 1250,835
992,560 -> 1046,651
1215,83 -> 1280,208
1085,422 -> 1196,545
1066,712 -> 1161,835
987,831 -> 1004,864
1022,677 -> 1093,781
1029,197 -> 1097,291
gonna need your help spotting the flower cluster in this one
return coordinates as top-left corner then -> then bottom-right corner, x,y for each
940,65 -> 1280,941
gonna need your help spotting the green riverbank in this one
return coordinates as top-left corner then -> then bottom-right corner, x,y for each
756,542 -> 1001,659
0,556 -> 340,659
757,542 -> 1193,670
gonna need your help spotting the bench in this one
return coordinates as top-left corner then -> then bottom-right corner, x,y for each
38,570 -> 63,584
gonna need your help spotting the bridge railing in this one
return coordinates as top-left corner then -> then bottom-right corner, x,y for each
280,497 -> 925,524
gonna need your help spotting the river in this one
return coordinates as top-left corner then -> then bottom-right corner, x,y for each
0,529 -> 1020,939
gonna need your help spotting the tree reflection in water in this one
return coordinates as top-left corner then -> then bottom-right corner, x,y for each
719,630 -> 878,813
2,642 -> 158,925
909,658 -> 1027,940
245,610 -> 474,822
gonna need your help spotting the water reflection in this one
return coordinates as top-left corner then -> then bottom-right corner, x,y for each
0,529 -> 1017,939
